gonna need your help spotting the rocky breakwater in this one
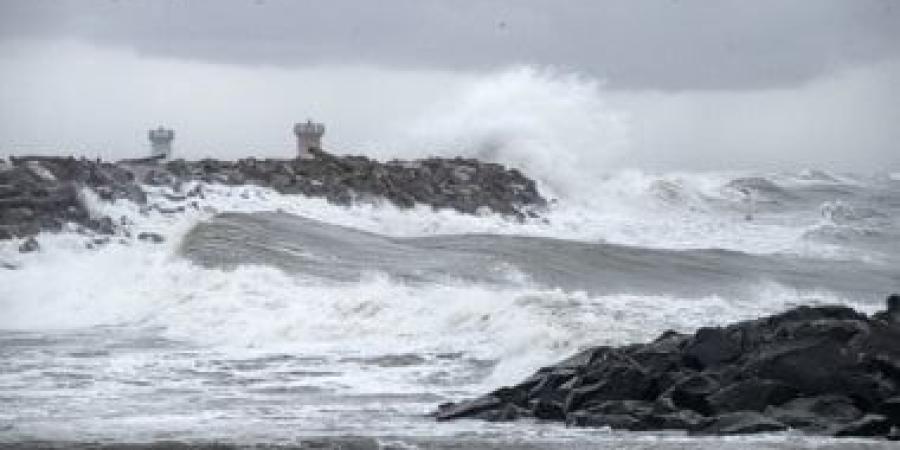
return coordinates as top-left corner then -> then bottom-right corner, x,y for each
152,150 -> 545,217
0,156 -> 146,245
435,295 -> 900,440
0,151 -> 546,246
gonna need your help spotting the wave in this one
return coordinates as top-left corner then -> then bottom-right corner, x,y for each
0,171 -> 895,435
395,66 -> 629,201
182,211 -> 898,300
0,228 -> 877,389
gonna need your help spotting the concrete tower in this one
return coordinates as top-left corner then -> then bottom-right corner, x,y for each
148,126 -> 174,160
294,120 -> 325,159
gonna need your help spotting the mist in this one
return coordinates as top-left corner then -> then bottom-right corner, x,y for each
0,39 -> 898,174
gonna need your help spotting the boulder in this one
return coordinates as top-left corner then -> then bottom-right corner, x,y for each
18,237 -> 39,253
137,232 -> 165,243
682,327 -> 742,369
658,373 -> 720,415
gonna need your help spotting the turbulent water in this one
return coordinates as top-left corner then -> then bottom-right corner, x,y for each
2,168 -> 900,448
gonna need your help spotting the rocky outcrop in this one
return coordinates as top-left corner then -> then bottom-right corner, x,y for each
434,295 -> 900,439
0,151 -> 547,243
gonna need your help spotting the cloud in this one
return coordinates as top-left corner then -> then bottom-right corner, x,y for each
1,0 -> 898,90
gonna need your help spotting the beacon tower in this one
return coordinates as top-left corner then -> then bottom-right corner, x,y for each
148,126 -> 174,160
293,120 -> 325,159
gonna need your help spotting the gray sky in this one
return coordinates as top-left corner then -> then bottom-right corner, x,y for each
2,0 -> 899,90
0,0 -> 898,172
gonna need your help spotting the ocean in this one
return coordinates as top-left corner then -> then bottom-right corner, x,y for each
1,168 -> 899,448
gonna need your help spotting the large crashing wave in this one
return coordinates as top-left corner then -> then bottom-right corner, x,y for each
393,66 -> 630,201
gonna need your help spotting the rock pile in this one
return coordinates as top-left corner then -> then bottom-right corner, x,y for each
0,151 -> 546,242
0,156 -> 144,240
435,296 -> 900,439
153,150 -> 545,216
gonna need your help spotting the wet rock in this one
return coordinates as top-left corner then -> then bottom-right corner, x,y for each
878,396 -> 900,424
137,232 -> 165,243
699,411 -> 787,435
683,327 -> 741,369
706,379 -> 797,413
566,412 -> 645,430
88,217 -> 116,235
749,339 -> 861,395
834,414 -> 893,437
765,395 -> 862,432
434,297 -> 900,439
18,237 -> 39,253
434,395 -> 504,421
658,373 -> 719,415
654,409 -> 711,431
1,152 -> 546,241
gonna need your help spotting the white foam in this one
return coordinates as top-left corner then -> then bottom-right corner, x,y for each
396,66 -> 630,201
178,177 -> 833,257
0,181 -> 884,442
0,219 -> 873,392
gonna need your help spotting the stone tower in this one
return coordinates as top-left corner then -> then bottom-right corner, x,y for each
293,120 -> 325,159
148,126 -> 174,160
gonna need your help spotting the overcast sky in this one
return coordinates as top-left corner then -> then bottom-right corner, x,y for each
3,0 -> 899,90
0,0 -> 898,172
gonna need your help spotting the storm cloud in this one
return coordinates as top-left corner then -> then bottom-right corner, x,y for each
1,0 -> 899,90
0,1 -> 897,171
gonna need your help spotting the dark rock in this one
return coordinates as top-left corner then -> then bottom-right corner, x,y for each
879,396 -> 900,425
583,399 -> 656,417
433,299 -> 900,439
889,426 -> 900,440
749,339 -> 861,395
765,395 -> 862,431
699,411 -> 787,435
532,396 -> 568,421
475,403 -> 530,422
874,294 -> 900,324
657,373 -> 720,415
85,237 -> 111,250
435,395 -> 503,421
137,232 -> 165,243
566,412 -> 644,430
706,379 -> 797,414
683,327 -> 741,369
654,409 -> 711,431
833,414 -> 893,437
89,217 -> 116,235
18,237 -> 39,253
